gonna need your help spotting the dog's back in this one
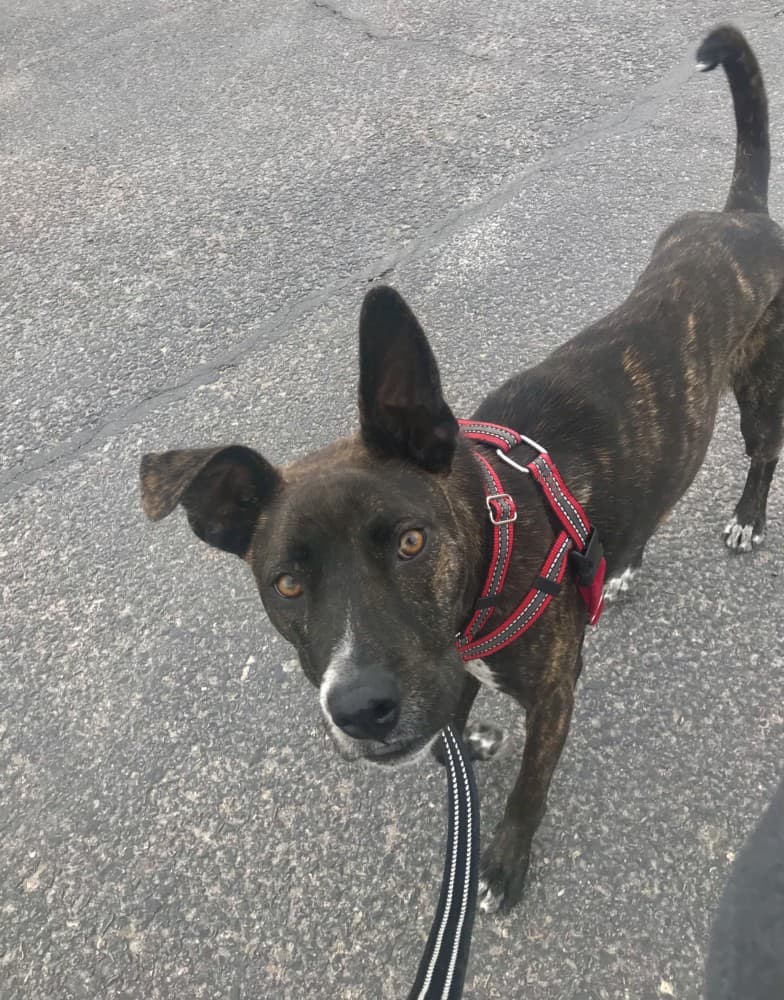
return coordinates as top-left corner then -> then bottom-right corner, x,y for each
475,26 -> 784,573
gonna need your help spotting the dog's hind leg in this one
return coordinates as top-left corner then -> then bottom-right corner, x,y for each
726,296 -> 784,551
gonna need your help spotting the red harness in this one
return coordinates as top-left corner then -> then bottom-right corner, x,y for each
455,419 -> 606,661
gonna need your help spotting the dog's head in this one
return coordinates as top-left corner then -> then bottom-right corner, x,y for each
140,287 -> 484,764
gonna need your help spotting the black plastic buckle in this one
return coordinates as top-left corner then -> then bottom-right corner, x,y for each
570,528 -> 604,586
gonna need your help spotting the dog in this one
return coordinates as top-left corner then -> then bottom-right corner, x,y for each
140,26 -> 784,915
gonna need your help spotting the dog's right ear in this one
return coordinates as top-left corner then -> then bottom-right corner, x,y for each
139,445 -> 281,558
358,285 -> 458,472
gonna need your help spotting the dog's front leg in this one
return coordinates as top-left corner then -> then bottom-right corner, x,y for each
431,672 -> 510,765
431,672 -> 479,765
478,668 -> 577,915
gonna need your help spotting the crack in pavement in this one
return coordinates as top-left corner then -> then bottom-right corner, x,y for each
311,0 -> 382,37
312,0 -> 492,61
1,4 -> 780,501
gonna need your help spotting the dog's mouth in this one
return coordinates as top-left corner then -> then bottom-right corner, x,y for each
325,724 -> 437,766
360,733 -> 436,765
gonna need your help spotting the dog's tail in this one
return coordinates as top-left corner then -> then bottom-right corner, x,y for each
696,25 -> 769,215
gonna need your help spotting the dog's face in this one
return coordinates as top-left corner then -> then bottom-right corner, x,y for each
251,450 -> 474,764
140,287 -> 480,764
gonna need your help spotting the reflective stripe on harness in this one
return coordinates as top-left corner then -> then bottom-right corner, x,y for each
455,419 -> 606,661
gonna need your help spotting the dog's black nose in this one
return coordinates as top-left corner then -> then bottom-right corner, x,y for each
327,675 -> 401,742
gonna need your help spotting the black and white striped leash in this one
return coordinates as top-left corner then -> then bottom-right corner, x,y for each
408,725 -> 480,1000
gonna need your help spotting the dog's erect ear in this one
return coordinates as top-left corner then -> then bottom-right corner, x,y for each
358,285 -> 458,472
139,445 -> 281,557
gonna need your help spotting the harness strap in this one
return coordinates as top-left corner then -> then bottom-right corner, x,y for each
458,452 -> 516,647
458,532 -> 571,660
529,453 -> 606,622
455,419 -> 606,660
528,453 -> 590,548
456,420 -> 523,450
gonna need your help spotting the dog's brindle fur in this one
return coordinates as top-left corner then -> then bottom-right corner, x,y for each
140,27 -> 784,914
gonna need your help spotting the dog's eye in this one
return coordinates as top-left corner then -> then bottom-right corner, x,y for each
274,574 -> 303,598
397,529 -> 426,560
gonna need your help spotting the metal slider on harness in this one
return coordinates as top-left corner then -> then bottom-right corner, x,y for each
485,493 -> 517,525
494,432 -> 548,476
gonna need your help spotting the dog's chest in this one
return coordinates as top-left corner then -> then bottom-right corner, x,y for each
465,659 -> 502,692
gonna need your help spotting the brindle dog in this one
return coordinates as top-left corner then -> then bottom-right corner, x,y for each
140,26 -> 784,914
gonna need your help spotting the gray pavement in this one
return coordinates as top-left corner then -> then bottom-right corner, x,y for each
2,2 -> 783,998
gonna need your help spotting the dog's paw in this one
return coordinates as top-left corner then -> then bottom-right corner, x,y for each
724,516 -> 764,553
477,875 -> 505,915
603,566 -> 637,602
477,829 -> 531,916
431,722 -> 509,766
465,722 -> 510,761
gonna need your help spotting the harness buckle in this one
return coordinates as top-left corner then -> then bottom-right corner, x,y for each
485,493 -> 517,526
569,528 -> 604,585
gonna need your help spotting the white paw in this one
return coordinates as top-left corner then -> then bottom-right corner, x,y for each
724,517 -> 762,553
465,723 -> 509,761
603,566 -> 637,602
477,878 -> 503,914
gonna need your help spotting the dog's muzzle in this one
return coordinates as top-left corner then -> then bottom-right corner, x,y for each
325,721 -> 437,766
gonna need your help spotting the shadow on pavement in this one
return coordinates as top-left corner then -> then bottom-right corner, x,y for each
704,772 -> 784,998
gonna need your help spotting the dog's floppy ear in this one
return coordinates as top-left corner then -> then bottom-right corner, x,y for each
358,285 -> 458,472
139,445 -> 280,557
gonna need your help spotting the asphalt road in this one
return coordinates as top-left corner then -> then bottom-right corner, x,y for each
2,2 -> 783,998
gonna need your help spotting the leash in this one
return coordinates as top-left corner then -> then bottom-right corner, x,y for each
408,725 -> 480,1000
